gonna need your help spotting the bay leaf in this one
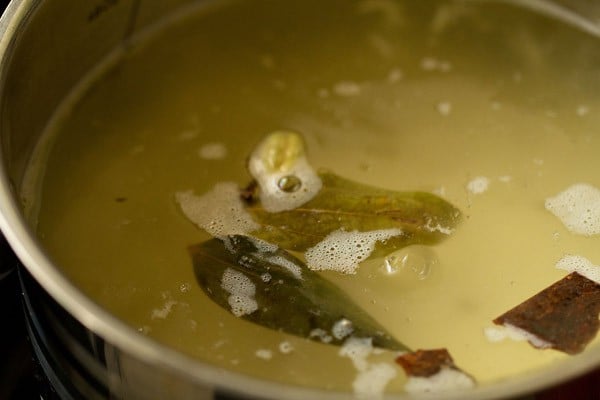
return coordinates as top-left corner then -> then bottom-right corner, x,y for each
244,170 -> 461,256
190,235 -> 409,351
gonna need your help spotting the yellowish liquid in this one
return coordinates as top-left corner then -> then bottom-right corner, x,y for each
31,0 -> 600,394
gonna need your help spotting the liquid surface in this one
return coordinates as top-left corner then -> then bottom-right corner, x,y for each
30,0 -> 600,395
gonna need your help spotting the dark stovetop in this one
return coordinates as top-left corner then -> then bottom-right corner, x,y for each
0,239 -> 48,400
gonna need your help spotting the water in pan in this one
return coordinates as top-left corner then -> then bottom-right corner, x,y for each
24,0 -> 600,396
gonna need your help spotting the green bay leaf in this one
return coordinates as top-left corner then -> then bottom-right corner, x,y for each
190,235 -> 409,351
245,171 -> 461,256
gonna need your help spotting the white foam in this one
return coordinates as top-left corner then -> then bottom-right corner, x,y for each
556,254 -> 600,284
220,268 -> 258,317
466,176 -> 490,194
439,61 -> 452,72
332,318 -> 354,340
483,326 -> 510,343
506,323 -> 551,349
138,325 -> 151,334
317,88 -> 330,98
279,341 -> 294,354
247,236 -> 279,253
545,183 -> 600,236
305,229 -> 402,274
198,142 -> 227,160
262,254 -> 303,280
248,132 -> 322,212
513,72 -> 523,83
421,57 -> 439,71
491,101 -> 502,111
175,182 -> 259,237
339,338 -> 397,398
255,349 -> 273,360
484,324 -> 551,349
404,367 -> 475,394
484,325 -> 529,343
387,68 -> 403,83
179,283 -> 191,293
309,328 -> 333,344
178,129 -> 199,141
437,101 -> 452,116
339,337 -> 373,371
576,105 -> 590,116
425,219 -> 453,235
356,0 -> 404,28
433,186 -> 446,197
420,57 -> 452,72
353,363 -> 397,398
243,237 -> 303,280
151,300 -> 178,320
333,81 -> 362,96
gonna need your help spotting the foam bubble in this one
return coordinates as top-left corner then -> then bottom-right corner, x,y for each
437,101 -> 452,116
506,324 -> 551,349
255,349 -> 273,360
242,236 -> 304,280
138,325 -> 151,334
556,254 -> 600,284
247,236 -> 279,253
483,326 -> 509,343
151,300 -> 178,320
309,328 -> 333,344
576,105 -> 590,116
387,68 -> 403,83
305,229 -> 402,274
420,57 -> 452,72
353,362 -> 397,398
333,81 -> 362,96
424,219 -> 453,235
484,325 -> 530,343
262,254 -> 303,280
421,57 -> 438,71
220,268 -> 258,317
175,182 -> 259,237
466,176 -> 490,194
332,318 -> 354,340
545,183 -> 600,236
178,129 -> 199,141
339,338 -> 397,397
198,142 -> 227,160
278,341 -> 294,354
483,324 -> 551,349
433,186 -> 446,197
179,283 -> 191,293
404,367 -> 475,394
339,337 -> 373,371
248,132 -> 322,212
